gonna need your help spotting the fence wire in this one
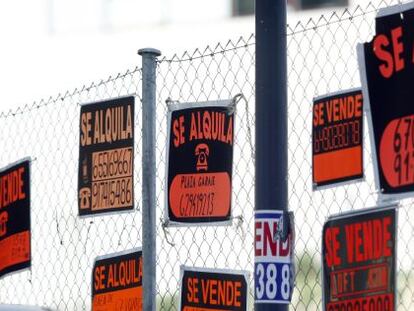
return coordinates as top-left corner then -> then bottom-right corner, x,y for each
0,0 -> 413,310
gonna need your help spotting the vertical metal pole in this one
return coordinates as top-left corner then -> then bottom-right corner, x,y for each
139,47 -> 161,311
255,0 -> 288,311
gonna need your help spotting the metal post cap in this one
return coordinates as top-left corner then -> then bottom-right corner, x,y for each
138,48 -> 161,57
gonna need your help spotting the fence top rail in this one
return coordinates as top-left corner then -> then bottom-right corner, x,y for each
157,34 -> 255,64
287,0 -> 404,35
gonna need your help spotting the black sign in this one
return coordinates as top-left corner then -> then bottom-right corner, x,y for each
358,4 -> 414,199
0,159 -> 31,278
180,266 -> 248,311
322,206 -> 396,311
92,248 -> 142,311
166,100 -> 234,225
312,89 -> 364,189
78,96 -> 134,216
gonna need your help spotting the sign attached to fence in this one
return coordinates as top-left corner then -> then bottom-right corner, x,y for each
165,100 -> 235,226
78,96 -> 135,216
322,206 -> 397,311
358,3 -> 414,200
254,210 -> 294,304
92,248 -> 142,311
179,266 -> 249,311
312,89 -> 364,189
0,159 -> 31,278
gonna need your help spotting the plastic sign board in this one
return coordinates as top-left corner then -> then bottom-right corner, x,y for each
312,89 -> 364,189
166,100 -> 235,226
179,266 -> 249,311
254,210 -> 294,304
322,206 -> 396,311
0,159 -> 31,278
78,96 -> 135,216
92,248 -> 142,311
358,3 -> 414,200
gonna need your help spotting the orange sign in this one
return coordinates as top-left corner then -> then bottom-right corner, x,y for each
312,89 -> 364,189
92,248 -> 142,311
166,100 -> 235,225
0,159 -> 31,278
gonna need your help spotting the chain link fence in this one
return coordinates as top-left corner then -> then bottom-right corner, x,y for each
0,0 -> 413,310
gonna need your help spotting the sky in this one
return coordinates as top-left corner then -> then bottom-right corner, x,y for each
0,0 -> 243,111
0,0 -> 362,112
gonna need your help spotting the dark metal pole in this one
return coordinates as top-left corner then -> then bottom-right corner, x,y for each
255,0 -> 288,311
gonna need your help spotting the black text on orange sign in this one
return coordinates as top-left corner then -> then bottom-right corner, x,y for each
186,277 -> 242,307
313,120 -> 361,154
172,111 -> 233,148
325,217 -> 392,268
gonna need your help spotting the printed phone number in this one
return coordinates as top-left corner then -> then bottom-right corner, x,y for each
314,120 -> 361,154
179,192 -> 215,217
92,147 -> 133,182
92,177 -> 132,210
391,116 -> 414,186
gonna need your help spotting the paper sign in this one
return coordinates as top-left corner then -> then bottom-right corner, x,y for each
254,210 -> 294,304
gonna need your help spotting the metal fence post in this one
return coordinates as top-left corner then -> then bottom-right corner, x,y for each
138,47 -> 161,311
255,0 -> 288,311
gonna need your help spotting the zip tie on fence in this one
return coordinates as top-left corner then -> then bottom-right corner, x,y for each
118,223 -> 127,246
55,210 -> 63,245
28,269 -> 32,284
370,188 -> 382,197
231,215 -> 245,238
160,218 -> 175,247
233,93 -> 255,160
84,221 -> 93,255
165,97 -> 180,107
228,94 -> 240,115
29,157 -> 38,163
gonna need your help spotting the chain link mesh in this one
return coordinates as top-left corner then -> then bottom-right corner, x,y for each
0,1 -> 413,310
0,70 -> 143,310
